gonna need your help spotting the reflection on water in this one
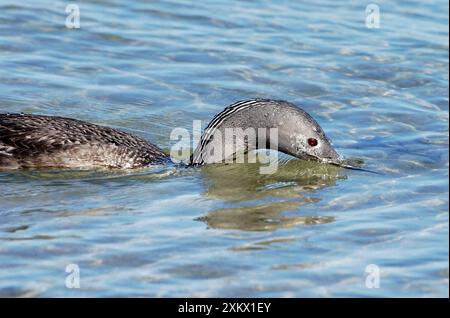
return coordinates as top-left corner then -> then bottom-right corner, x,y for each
198,159 -> 343,230
0,164 -> 176,182
201,159 -> 345,201
198,202 -> 335,231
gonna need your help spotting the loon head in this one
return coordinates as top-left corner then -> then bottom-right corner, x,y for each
191,99 -> 342,165
275,102 -> 341,163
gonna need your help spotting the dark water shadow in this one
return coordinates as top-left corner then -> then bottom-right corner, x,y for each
0,164 -> 176,183
197,159 -> 346,231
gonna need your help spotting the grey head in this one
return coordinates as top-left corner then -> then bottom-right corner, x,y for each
191,99 -> 341,165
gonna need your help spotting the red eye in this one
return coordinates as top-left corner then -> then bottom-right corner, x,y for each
307,138 -> 318,147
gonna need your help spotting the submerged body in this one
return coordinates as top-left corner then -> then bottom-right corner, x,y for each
0,99 -> 340,170
0,114 -> 168,169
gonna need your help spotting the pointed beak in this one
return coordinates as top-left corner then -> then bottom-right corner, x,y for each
321,145 -> 342,163
321,156 -> 383,175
